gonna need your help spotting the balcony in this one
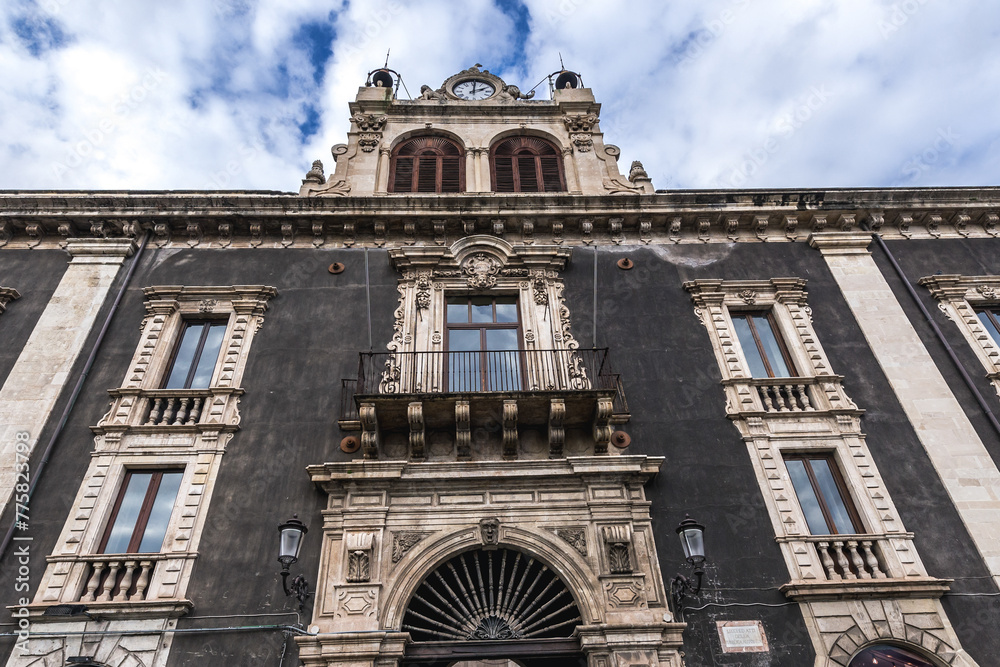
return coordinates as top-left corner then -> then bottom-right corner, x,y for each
722,375 -> 860,417
777,533 -> 951,601
94,387 -> 244,436
340,348 -> 629,460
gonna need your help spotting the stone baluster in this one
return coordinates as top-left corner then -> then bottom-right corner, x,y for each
99,560 -> 121,601
188,397 -> 203,424
847,540 -> 870,579
114,561 -> 137,601
775,385 -> 790,411
146,398 -> 163,425
173,397 -> 190,425
816,541 -> 839,580
161,398 -> 177,425
796,384 -> 812,410
83,562 -> 105,601
833,542 -> 855,580
134,561 -> 154,599
860,541 -> 885,578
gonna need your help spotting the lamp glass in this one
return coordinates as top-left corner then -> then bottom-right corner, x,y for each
679,527 -> 705,562
278,518 -> 307,562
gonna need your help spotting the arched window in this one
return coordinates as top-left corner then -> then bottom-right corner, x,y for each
849,644 -> 937,667
389,136 -> 465,193
490,136 -> 565,193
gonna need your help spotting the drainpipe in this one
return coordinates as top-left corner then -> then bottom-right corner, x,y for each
0,230 -> 152,560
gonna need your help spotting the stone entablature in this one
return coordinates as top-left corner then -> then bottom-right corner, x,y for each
1,190 -> 999,250
919,274 -> 1000,399
299,455 -> 684,667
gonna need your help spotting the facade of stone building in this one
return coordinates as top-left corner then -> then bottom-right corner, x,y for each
1,65 -> 999,667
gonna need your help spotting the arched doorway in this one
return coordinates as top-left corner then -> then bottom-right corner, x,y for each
401,547 -> 585,667
849,643 -> 939,667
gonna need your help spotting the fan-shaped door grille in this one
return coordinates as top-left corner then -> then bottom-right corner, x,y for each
402,548 -> 581,642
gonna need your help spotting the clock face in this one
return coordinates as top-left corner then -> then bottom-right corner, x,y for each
453,79 -> 495,100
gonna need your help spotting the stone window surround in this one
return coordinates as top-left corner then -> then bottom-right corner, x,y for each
385,235 -> 581,391
29,285 -> 276,618
918,274 -> 1000,398
96,285 -> 277,432
683,278 -> 859,416
684,278 -> 948,599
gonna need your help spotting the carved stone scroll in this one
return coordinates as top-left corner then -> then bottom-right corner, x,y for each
360,402 -> 380,459
408,401 -> 425,460
456,400 -> 471,460
502,399 -> 518,460
549,398 -> 566,459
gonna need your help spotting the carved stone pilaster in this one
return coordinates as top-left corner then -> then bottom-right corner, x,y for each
345,532 -> 374,583
602,525 -> 633,574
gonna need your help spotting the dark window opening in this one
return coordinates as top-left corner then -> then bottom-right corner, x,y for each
490,137 -> 564,193
446,295 -> 522,391
390,136 -> 465,193
163,321 -> 226,389
848,644 -> 937,667
731,311 -> 796,378
100,470 -> 184,553
784,454 -> 862,535
977,308 -> 1000,347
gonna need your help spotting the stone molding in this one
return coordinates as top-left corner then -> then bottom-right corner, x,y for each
0,286 -> 20,314
64,237 -> 137,263
808,231 -> 873,255
299,455 -> 682,665
919,274 -> 1000,399
3,198 -> 1000,248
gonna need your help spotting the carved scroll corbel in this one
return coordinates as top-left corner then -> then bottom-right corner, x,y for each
549,398 -> 566,459
456,400 -> 471,460
408,401 -> 425,460
593,397 -> 613,454
359,402 -> 380,459
502,400 -> 518,460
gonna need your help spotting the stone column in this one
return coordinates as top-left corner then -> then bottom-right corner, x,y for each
810,231 -> 1000,587
0,238 -> 135,517
376,146 -> 391,193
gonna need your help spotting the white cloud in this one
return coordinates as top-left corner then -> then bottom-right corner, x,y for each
1,0 -> 998,190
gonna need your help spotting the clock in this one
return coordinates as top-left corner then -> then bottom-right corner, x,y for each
453,79 -> 496,100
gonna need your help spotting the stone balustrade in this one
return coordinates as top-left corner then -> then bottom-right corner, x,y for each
724,375 -> 859,416
81,556 -> 159,602
804,535 -> 889,581
98,387 -> 243,431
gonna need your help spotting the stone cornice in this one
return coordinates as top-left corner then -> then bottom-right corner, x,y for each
780,577 -> 951,602
307,455 -> 664,490
0,188 -> 998,248
808,231 -> 873,255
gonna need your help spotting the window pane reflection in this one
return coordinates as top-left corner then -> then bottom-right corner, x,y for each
786,460 -> 827,534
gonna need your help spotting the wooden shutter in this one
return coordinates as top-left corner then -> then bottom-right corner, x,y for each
389,136 -> 464,193
490,136 -> 565,193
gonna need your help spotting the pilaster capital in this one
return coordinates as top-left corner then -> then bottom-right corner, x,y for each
65,238 -> 137,264
807,231 -> 872,255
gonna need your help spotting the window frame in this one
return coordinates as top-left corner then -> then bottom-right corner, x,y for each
161,319 -> 228,389
977,307 -> 1000,346
388,136 -> 465,194
98,468 -> 184,554
730,310 -> 798,378
783,453 -> 863,535
489,136 -> 566,193
444,294 -> 525,391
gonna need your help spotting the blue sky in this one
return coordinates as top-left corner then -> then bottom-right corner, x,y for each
1,0 -> 998,191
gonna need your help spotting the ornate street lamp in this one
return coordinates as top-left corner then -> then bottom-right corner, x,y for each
670,514 -> 706,621
278,515 -> 311,610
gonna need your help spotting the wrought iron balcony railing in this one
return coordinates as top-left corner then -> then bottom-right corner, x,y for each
356,348 -> 621,396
